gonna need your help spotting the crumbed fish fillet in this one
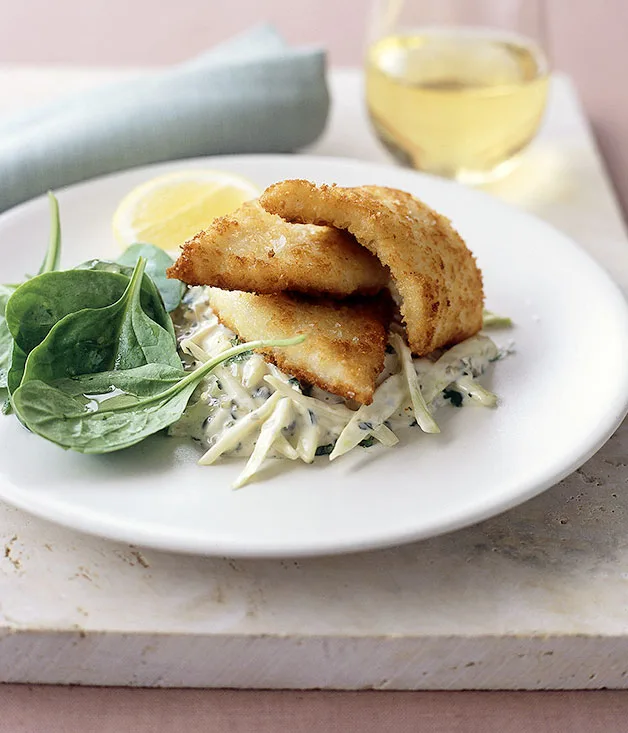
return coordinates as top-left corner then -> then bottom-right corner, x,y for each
207,287 -> 391,404
167,200 -> 388,297
260,180 -> 484,355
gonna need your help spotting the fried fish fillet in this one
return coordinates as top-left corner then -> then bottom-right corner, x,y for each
260,181 -> 484,356
207,287 -> 392,404
167,200 -> 388,297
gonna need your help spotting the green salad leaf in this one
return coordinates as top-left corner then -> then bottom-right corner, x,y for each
1,193 -> 61,405
117,243 -> 185,312
0,285 -> 16,391
7,268 -> 174,354
74,259 -> 175,338
37,192 -> 62,275
6,263 -> 176,395
20,258 -> 180,386
6,343 -> 26,396
13,336 -> 305,454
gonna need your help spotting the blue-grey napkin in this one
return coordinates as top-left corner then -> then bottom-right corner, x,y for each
0,26 -> 329,213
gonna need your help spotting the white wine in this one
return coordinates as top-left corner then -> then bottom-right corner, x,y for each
366,30 -> 549,182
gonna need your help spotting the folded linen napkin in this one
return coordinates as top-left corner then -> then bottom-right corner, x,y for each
0,26 -> 329,213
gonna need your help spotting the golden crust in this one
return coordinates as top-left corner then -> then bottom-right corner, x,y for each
207,287 -> 392,405
260,180 -> 484,355
167,200 -> 388,297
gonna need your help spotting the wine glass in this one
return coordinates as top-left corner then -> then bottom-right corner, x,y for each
365,0 -> 550,183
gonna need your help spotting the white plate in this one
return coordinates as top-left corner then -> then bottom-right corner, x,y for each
1,155 -> 628,557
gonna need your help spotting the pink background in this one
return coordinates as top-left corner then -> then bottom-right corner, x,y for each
1,0 -> 627,214
2,0 -> 628,729
2,687 -> 628,732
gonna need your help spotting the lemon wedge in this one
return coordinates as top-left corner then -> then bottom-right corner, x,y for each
112,169 -> 261,252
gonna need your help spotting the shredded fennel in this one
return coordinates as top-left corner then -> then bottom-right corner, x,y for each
169,289 -> 509,488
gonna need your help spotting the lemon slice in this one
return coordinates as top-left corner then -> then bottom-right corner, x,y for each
112,169 -> 261,252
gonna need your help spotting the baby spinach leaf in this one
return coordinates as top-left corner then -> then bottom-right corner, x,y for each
20,258 -> 180,387
6,343 -> 26,395
13,336 -> 305,454
37,192 -> 62,275
7,268 -> 174,357
75,259 -> 130,275
13,368 -> 195,454
0,285 -> 16,390
53,363 -> 186,400
75,259 -> 175,337
1,193 -> 61,401
118,243 -> 185,313
6,202 -> 175,397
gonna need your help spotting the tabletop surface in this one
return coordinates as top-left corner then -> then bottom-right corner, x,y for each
2,64 -> 628,729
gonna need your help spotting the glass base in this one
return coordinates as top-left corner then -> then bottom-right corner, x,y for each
437,155 -> 523,185
369,116 -> 525,185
